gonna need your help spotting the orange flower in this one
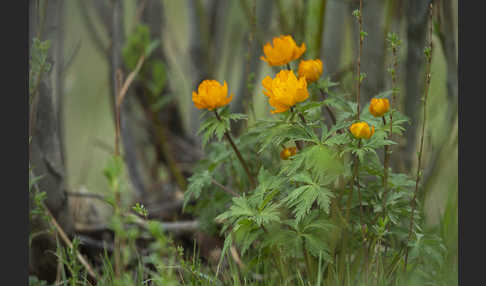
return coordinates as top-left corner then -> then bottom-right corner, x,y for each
298,59 -> 323,83
369,98 -> 390,117
260,35 -> 306,66
192,80 -> 233,110
349,122 -> 375,139
262,70 -> 309,114
280,147 -> 297,160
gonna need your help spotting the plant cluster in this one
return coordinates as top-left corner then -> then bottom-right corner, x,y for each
183,7 -> 451,286
28,3 -> 456,285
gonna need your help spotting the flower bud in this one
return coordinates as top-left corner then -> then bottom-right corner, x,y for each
369,98 -> 390,117
298,59 -> 323,83
349,122 -> 375,139
280,146 -> 297,160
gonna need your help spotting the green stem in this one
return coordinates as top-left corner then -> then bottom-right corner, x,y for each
214,110 -> 256,189
404,3 -> 433,272
262,225 -> 287,282
290,106 -> 305,151
319,88 -> 337,125
302,238 -> 314,283
382,116 -> 390,217
356,0 -> 363,121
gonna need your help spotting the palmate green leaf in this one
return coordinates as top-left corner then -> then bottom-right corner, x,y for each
198,109 -> 247,147
183,170 -> 212,209
198,113 -> 225,147
253,167 -> 284,209
216,196 -> 254,223
283,185 -> 313,222
283,173 -> 334,222
216,195 -> 281,231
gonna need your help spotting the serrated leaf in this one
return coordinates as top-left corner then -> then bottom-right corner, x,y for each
183,170 -> 212,209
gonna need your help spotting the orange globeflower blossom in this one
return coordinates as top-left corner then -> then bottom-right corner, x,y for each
298,59 -> 323,83
192,80 -> 233,110
349,121 -> 375,139
369,98 -> 390,117
262,70 -> 309,114
280,146 -> 297,160
260,35 -> 306,66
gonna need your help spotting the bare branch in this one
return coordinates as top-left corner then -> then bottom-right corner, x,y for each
211,179 -> 240,197
44,204 -> 99,280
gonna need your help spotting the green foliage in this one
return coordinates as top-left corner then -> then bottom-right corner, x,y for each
266,211 -> 334,259
182,51 -> 454,284
54,237 -> 87,285
28,6 -> 455,283
216,191 -> 281,231
183,170 -> 213,209
283,172 -> 333,222
198,108 -> 247,147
